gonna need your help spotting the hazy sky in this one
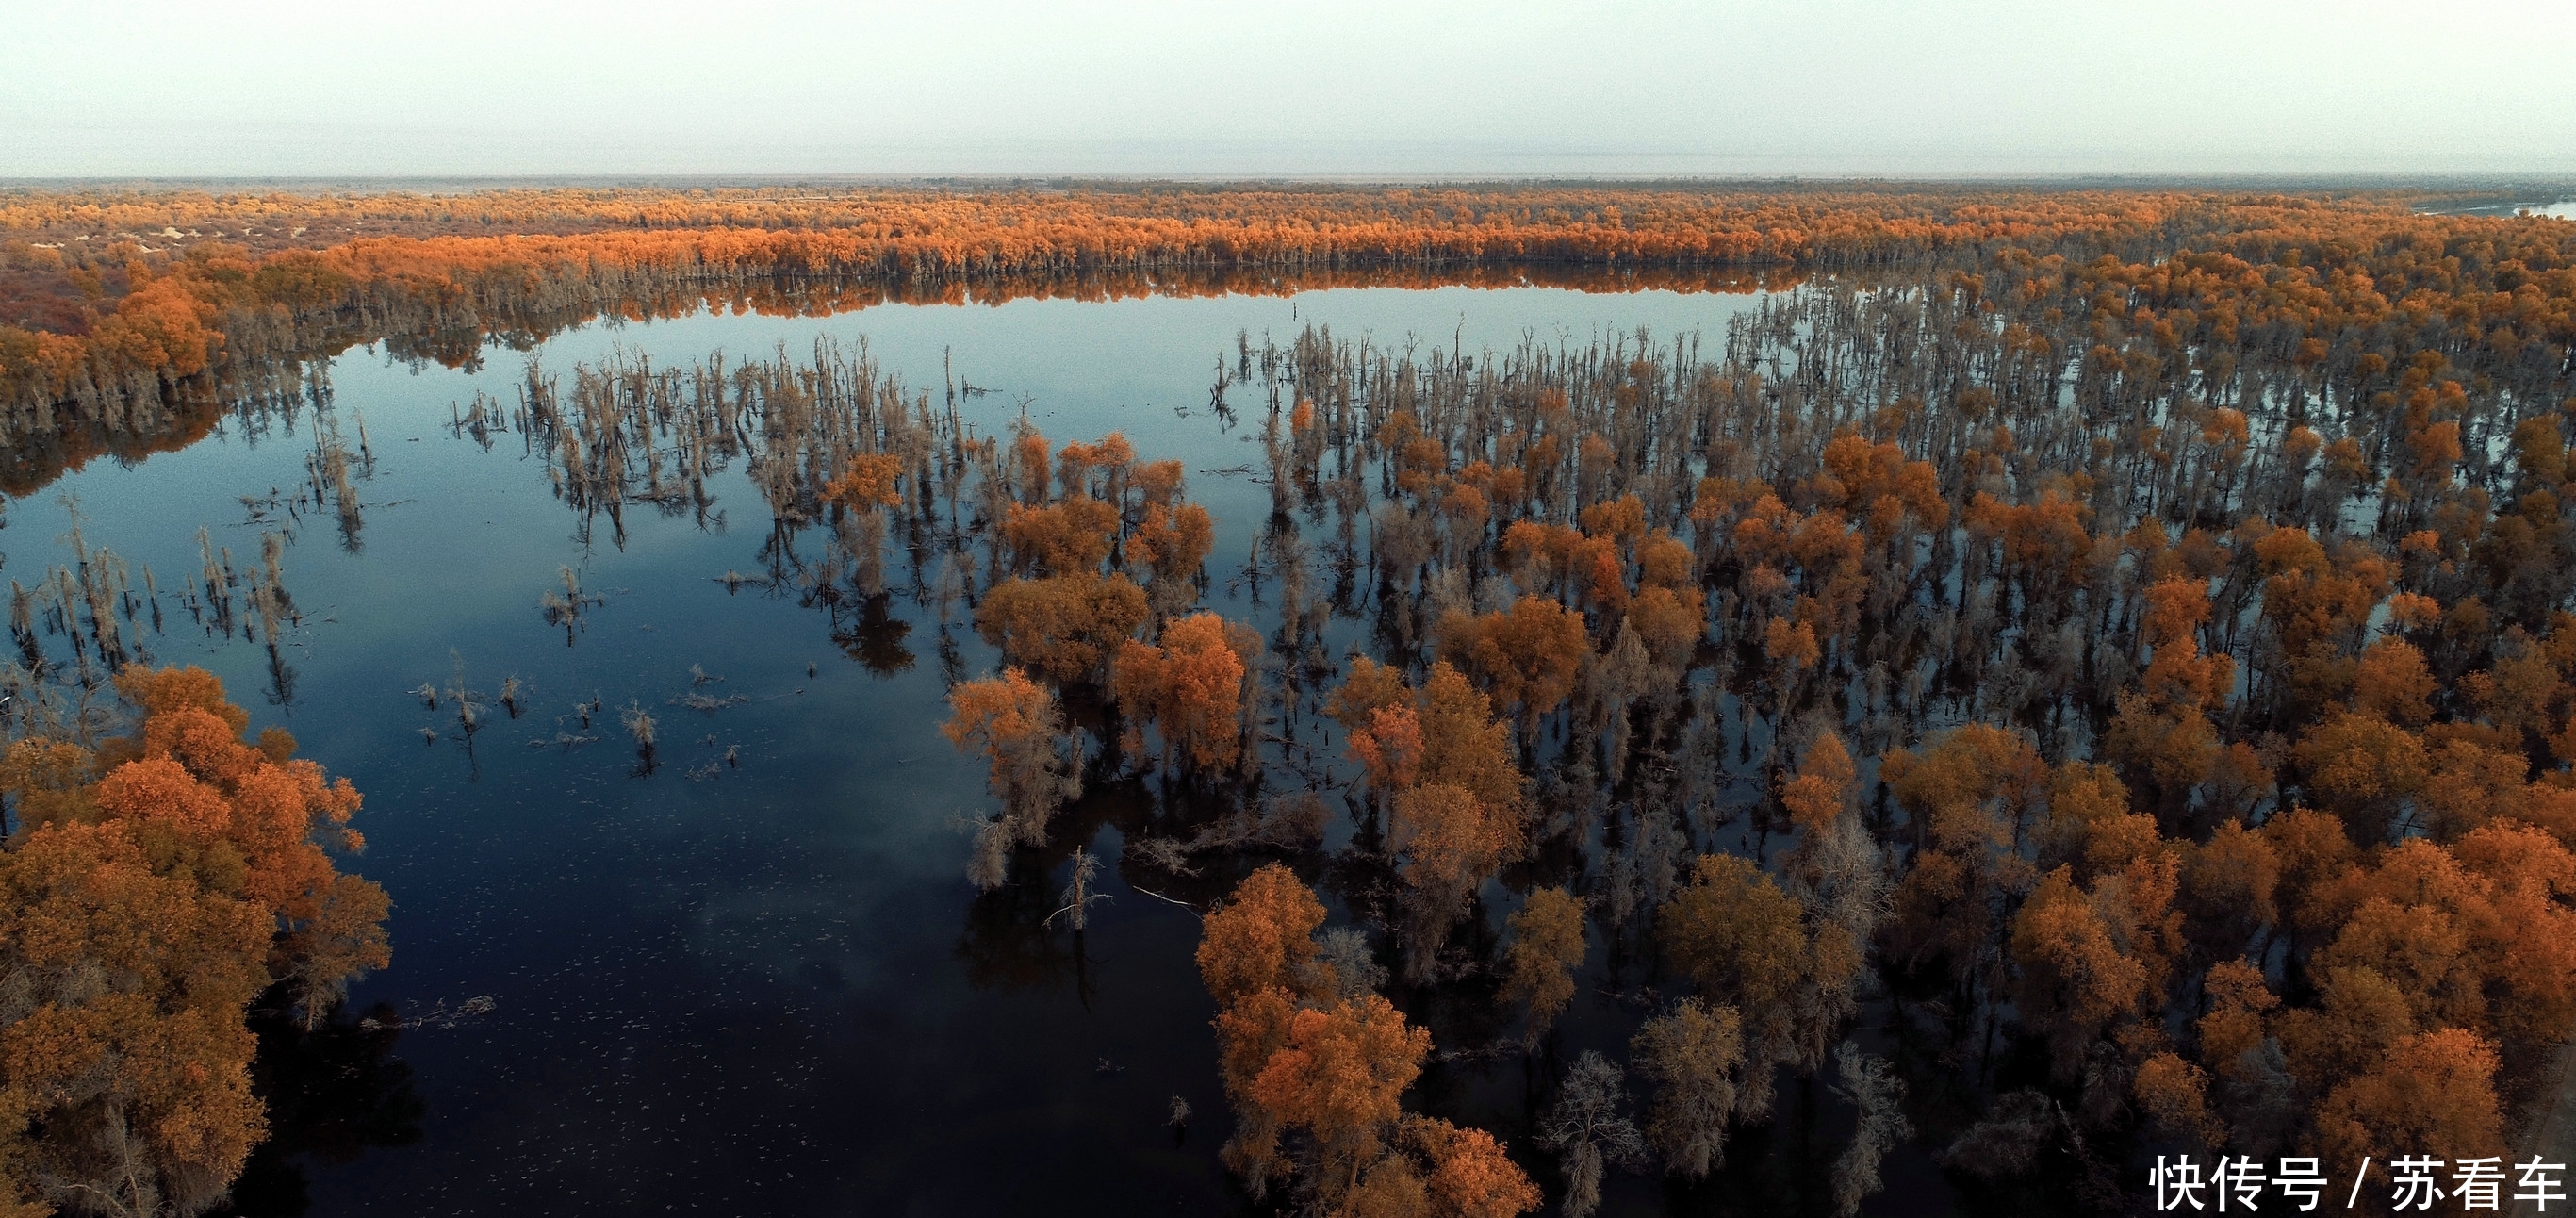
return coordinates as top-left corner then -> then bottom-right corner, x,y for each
4,0 -> 2570,180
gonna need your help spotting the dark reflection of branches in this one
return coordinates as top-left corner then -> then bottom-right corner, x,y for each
262,643 -> 298,712
953,868 -> 1076,994
830,593 -> 914,677
953,775 -> 1150,995
755,521 -> 808,591
935,627 -> 966,689
1069,930 -> 1097,1012
310,413 -> 367,556
214,997 -> 424,1218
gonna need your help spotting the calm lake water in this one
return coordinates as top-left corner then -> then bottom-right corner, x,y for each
8,282 -> 1967,1216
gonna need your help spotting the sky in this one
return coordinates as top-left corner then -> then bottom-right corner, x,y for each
3,0 -> 2571,181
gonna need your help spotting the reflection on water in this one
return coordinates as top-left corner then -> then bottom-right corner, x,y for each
0,283 -> 1910,1216
832,593 -> 916,678
219,1000 -> 427,1218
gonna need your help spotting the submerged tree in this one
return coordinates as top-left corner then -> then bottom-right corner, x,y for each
1657,854 -> 1855,1113
1535,1051 -> 1646,1218
974,573 -> 1149,686
1630,997 -> 1750,1181
1329,660 -> 1528,979
1112,611 -> 1259,779
1500,887 -> 1587,1048
1829,1042 -> 1912,1218
1196,865 -> 1536,1214
943,667 -> 1082,889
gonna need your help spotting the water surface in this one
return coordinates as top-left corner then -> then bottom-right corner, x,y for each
13,283 -> 1898,1216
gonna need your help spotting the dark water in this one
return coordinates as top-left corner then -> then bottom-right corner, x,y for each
4,283 -> 1973,1216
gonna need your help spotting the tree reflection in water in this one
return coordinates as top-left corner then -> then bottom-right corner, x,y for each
217,997 -> 424,1217
831,593 -> 915,677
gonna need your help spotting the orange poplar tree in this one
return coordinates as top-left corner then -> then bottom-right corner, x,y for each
1195,865 -> 1535,1215
0,667 -> 389,1218
1111,611 -> 1259,778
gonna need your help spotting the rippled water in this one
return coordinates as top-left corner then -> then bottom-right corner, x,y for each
10,282 -> 1977,1216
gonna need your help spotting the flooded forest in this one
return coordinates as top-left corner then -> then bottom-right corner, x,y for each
4,183 -> 2576,1217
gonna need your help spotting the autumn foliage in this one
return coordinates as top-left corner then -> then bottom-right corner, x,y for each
941,667 -> 1081,890
1197,865 -> 1536,1216
1327,661 -> 1527,978
22,179 -> 2576,1211
1113,612 -> 1259,777
0,667 -> 388,1217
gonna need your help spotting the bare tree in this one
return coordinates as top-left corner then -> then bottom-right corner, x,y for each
1830,1042 -> 1912,1217
1536,1051 -> 1647,1218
